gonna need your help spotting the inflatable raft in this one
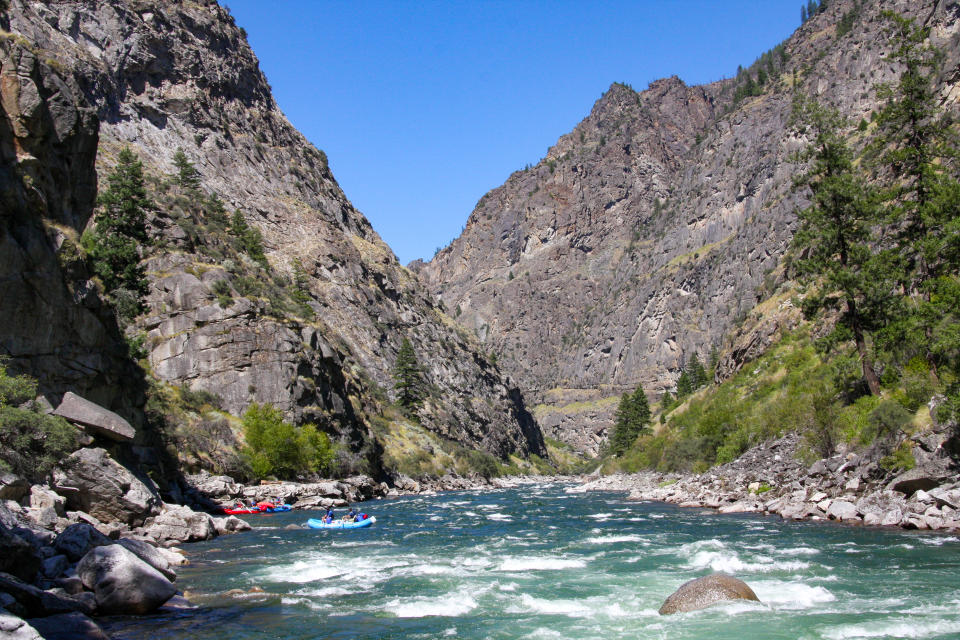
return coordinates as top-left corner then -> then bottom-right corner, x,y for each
306,516 -> 376,530
222,503 -> 292,515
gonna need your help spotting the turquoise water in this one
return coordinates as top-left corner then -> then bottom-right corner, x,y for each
104,483 -> 960,639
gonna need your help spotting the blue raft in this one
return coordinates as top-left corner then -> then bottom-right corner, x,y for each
306,516 -> 376,530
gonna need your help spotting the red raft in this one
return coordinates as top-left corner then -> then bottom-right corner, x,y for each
221,501 -> 292,515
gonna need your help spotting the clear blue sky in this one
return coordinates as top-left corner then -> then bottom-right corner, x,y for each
224,1 -> 800,265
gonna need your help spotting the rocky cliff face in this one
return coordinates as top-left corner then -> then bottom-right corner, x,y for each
2,0 -> 544,461
416,0 -> 960,453
0,15 -> 141,415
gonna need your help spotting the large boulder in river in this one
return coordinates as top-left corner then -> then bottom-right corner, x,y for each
77,545 -> 176,614
52,392 -> 135,442
659,573 -> 760,615
117,538 -> 176,581
51,448 -> 160,526
143,504 -> 217,544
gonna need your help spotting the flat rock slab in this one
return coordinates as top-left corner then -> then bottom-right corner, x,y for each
659,573 -> 760,615
52,392 -> 135,442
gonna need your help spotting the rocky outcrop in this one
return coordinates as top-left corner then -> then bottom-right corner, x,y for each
417,0 -> 960,450
143,504 -> 217,545
658,573 -> 760,615
51,448 -> 161,527
0,13 -> 139,417
52,392 -> 135,442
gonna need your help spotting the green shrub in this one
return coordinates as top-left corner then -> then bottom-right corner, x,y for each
880,442 -> 915,472
867,400 -> 912,442
466,449 -> 500,478
242,403 -> 333,480
0,361 -> 79,482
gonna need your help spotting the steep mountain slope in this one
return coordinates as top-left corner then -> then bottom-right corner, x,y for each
415,0 -> 960,454
2,0 -> 544,464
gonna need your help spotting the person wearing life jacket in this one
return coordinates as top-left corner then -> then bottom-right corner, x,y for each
342,507 -> 358,522
323,506 -> 334,524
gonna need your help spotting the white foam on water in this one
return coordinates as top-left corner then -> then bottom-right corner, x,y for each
329,540 -> 396,548
463,511 -> 479,517
498,581 -> 519,592
650,513 -> 666,519
443,628 -> 457,636
583,534 -> 649,545
592,512 -> 614,520
918,535 -> 959,546
752,580 -> 836,609
677,539 -> 811,574
479,503 -> 500,510
512,593 -> 592,617
686,549 -> 811,573
777,546 -> 821,557
294,585 -> 356,598
496,556 -> 588,571
898,543 -> 915,550
385,592 -> 478,618
487,513 -> 513,521
429,515 -> 443,521
819,618 -> 960,639
261,560 -> 344,583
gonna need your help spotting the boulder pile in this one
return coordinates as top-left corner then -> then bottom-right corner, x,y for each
0,448 -> 254,638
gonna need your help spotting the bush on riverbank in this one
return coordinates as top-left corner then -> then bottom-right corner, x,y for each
0,360 -> 80,482
241,403 -> 334,480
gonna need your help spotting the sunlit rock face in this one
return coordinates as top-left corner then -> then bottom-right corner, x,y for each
415,0 -> 960,451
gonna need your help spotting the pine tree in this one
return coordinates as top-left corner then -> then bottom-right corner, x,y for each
687,353 -> 708,390
708,345 -> 721,378
392,338 -> 424,415
230,210 -> 267,266
89,147 -> 151,318
172,148 -> 201,190
869,13 -> 960,377
609,386 -> 651,456
676,370 -> 693,398
792,97 -> 884,395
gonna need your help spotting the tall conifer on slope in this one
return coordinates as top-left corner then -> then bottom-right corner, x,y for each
792,97 -> 885,395
88,147 -> 152,319
869,13 -> 960,378
610,386 -> 651,455
393,338 -> 424,415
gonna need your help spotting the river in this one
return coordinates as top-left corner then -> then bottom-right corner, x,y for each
102,482 -> 960,639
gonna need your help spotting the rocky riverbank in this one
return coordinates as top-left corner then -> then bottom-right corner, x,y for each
0,443 -> 528,639
572,428 -> 960,532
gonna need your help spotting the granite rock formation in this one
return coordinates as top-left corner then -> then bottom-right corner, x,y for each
416,0 -> 960,452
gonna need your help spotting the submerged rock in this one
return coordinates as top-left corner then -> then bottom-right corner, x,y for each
658,573 -> 760,615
